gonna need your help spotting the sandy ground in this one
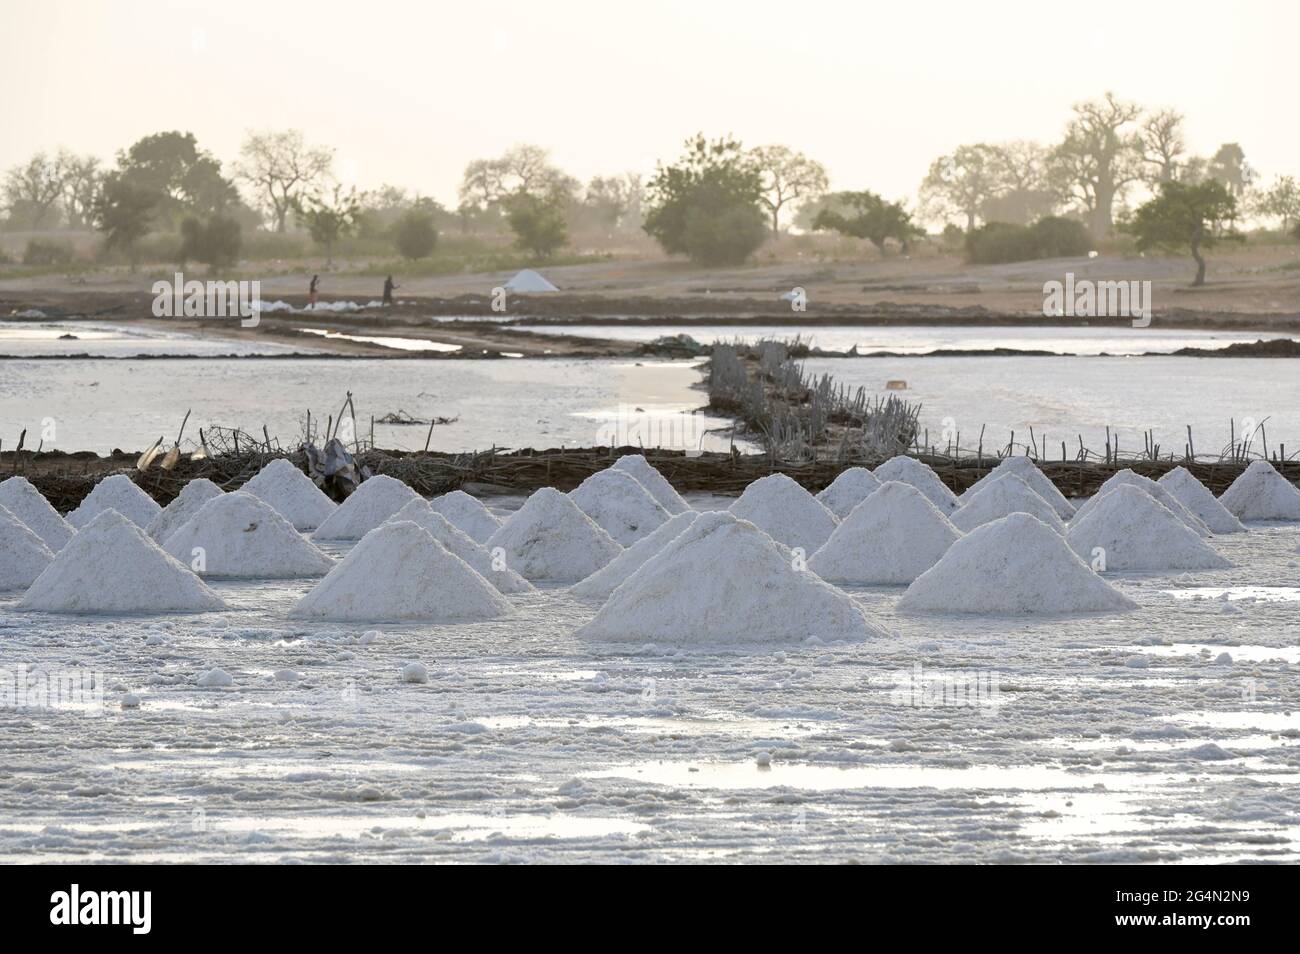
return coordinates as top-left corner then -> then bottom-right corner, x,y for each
0,500 -> 1296,864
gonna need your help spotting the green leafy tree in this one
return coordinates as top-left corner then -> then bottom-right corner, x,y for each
813,190 -> 922,254
919,144 -> 1002,231
505,191 -> 568,259
178,215 -> 242,268
392,207 -> 439,259
296,184 -> 361,266
92,174 -> 158,266
1125,180 -> 1242,286
115,131 -> 238,227
1251,175 -> 1300,234
643,134 -> 768,266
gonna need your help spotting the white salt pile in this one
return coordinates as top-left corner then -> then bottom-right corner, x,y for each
610,454 -> 690,514
569,469 -> 671,545
386,499 -> 533,593
0,504 -> 55,590
809,482 -> 960,584
19,510 -> 224,614
0,476 -> 73,550
570,510 -> 699,599
164,491 -> 335,578
951,473 -> 1066,534
1219,460 -> 1300,521
241,459 -> 337,531
729,473 -> 838,553
577,511 -> 882,645
428,490 -> 502,543
504,268 -> 559,293
1072,470 -> 1210,537
66,474 -> 161,529
871,456 -> 959,512
1065,484 -> 1231,572
1157,467 -> 1246,533
486,487 -> 622,582
146,478 -> 224,543
312,474 -> 421,540
815,467 -> 882,519
898,512 -> 1135,614
291,521 -> 513,622
959,456 -> 1075,518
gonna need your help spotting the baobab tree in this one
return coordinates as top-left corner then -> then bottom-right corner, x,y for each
1050,92 -> 1145,238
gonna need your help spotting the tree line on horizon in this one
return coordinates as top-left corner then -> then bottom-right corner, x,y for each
2,92 -> 1297,281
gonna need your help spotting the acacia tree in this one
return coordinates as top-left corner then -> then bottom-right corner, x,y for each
1251,175 -> 1300,234
919,144 -> 1002,231
1050,92 -> 1145,238
749,145 -> 828,234
2,152 -> 68,230
813,190 -> 922,254
92,174 -> 157,266
1126,180 -> 1242,286
296,184 -> 361,266
237,130 -> 334,232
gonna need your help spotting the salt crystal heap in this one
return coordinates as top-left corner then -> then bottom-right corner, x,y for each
898,512 -> 1135,614
729,473 -> 838,553
1065,484 -> 1231,572
1219,460 -> 1300,521
951,473 -> 1066,534
164,491 -> 335,578
428,490 -> 502,543
486,487 -> 622,582
610,454 -> 690,514
1072,470 -> 1210,537
816,467 -> 882,519
147,478 -> 224,543
0,504 -> 54,590
577,511 -> 882,645
241,459 -> 337,531
0,476 -> 73,550
959,456 -> 1075,518
312,474 -> 421,540
291,521 -> 513,622
1156,467 -> 1245,533
809,482 -> 960,584
386,499 -> 533,593
66,474 -> 161,529
570,510 -> 699,600
570,469 -> 670,545
19,510 -> 225,614
871,456 -> 959,512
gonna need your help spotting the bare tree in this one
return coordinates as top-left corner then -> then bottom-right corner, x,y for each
1139,108 -> 1187,184
236,130 -> 334,232
919,144 -> 1002,230
749,145 -> 828,234
458,144 -> 577,211
1049,92 -> 1145,238
58,150 -> 102,228
3,151 -> 68,230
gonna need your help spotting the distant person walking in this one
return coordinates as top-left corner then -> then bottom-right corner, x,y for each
308,274 -> 320,310
382,275 -> 398,306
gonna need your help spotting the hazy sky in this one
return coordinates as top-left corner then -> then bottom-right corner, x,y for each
2,0 -> 1296,207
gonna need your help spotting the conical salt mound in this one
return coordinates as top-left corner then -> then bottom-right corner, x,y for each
385,499 -> 533,594
147,478 -> 224,543
871,456 -> 959,512
570,511 -> 699,600
610,455 -> 690,514
66,474 -> 161,529
19,510 -> 224,614
570,469 -> 670,545
0,476 -> 73,551
1157,467 -> 1246,533
1065,484 -> 1231,572
1219,460 -> 1300,521
164,491 -> 335,578
241,459 -> 336,531
0,504 -> 54,591
1073,470 -> 1210,537
816,467 -> 882,519
291,521 -> 513,622
428,490 -> 502,543
577,512 -> 883,645
809,482 -> 960,584
898,512 -> 1135,615
951,473 -> 1066,534
959,456 -> 1075,518
486,487 -> 622,582
312,474 -> 421,540
729,473 -> 838,553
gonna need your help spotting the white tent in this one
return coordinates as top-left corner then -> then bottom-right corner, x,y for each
503,269 -> 559,293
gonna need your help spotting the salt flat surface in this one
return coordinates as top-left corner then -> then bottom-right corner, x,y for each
1,523 -> 1296,863
0,321 -> 325,357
